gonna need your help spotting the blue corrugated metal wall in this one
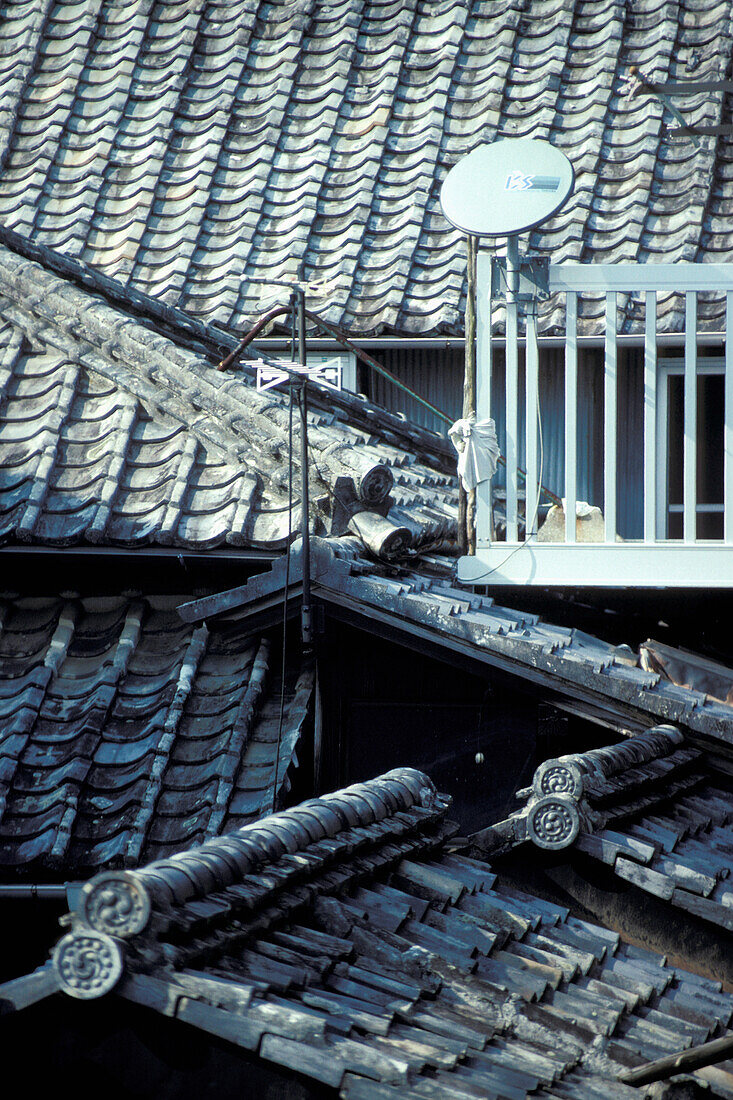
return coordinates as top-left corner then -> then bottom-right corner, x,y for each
370,345 -> 645,539
371,347 -> 464,432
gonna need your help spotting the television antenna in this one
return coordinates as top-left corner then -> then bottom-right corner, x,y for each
621,66 -> 733,141
243,279 -> 343,650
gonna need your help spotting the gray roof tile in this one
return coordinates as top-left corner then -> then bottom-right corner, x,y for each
210,538 -> 733,741
0,593 -> 313,872
481,723 -> 733,936
0,239 -> 456,552
0,1 -> 732,335
5,769 -> 732,1097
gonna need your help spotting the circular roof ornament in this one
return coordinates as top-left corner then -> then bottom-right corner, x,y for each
533,758 -> 584,800
79,871 -> 151,938
440,139 -> 575,237
52,930 -> 124,1000
526,795 -> 581,850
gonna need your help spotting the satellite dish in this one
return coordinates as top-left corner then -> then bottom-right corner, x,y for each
440,139 -> 574,237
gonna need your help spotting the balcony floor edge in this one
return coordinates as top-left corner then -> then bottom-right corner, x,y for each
458,543 -> 733,587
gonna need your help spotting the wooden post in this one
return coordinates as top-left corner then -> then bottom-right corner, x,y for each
464,234 -> 478,554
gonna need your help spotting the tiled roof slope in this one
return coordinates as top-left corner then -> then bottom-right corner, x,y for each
182,537 -> 733,742
0,1 -> 732,336
0,592 -> 313,873
6,770 -> 733,1098
488,723 -> 733,938
0,242 -> 456,552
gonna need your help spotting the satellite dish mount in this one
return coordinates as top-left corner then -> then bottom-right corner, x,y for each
439,139 -> 575,560
440,138 -> 574,304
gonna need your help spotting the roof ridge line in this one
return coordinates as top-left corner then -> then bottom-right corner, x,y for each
60,768 -> 446,943
471,724 -> 703,857
0,223 -> 238,361
0,228 -> 455,468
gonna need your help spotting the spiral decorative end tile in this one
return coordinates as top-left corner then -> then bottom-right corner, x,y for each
80,871 -> 151,937
527,796 -> 581,850
52,930 -> 124,1000
533,759 -> 584,799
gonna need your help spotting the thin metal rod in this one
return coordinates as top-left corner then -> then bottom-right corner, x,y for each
464,235 -> 478,554
302,309 -> 455,424
604,292 -> 617,542
525,306 -> 539,537
255,331 -> 728,351
219,303 -> 454,425
218,304 -> 291,368
505,235 -> 520,542
505,235 -> 520,304
297,290 -> 312,650
313,665 -> 323,795
272,373 -> 295,815
721,288 -> 726,541
644,290 -> 657,541
506,300 -> 519,542
565,292 -> 578,543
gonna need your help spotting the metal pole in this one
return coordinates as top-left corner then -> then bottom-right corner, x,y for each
297,289 -> 313,650
505,234 -> 520,303
505,234 -> 520,541
0,884 -> 70,899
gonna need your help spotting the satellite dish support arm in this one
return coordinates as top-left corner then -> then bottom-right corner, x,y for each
505,235 -> 520,304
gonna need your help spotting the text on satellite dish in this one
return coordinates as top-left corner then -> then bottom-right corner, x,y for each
505,172 -> 561,192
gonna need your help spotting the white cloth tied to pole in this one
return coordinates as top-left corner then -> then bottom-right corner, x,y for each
448,416 -> 500,492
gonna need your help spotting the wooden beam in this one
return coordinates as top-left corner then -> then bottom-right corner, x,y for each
465,235 -> 478,554
618,1032 -> 733,1087
0,963 -> 60,1012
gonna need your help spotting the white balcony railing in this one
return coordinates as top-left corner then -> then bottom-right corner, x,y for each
458,257 -> 733,587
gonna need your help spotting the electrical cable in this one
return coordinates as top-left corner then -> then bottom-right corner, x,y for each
230,300 -> 561,507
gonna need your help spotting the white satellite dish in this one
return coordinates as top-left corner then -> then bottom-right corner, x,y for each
440,139 -> 574,237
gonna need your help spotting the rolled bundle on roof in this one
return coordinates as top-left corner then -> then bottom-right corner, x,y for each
348,510 -> 412,559
319,442 -> 394,505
